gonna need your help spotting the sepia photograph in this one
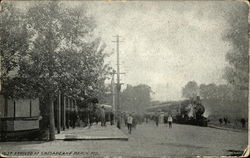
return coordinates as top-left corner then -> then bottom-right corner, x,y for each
0,0 -> 249,157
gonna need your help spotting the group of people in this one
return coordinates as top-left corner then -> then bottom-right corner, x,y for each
218,117 -> 230,125
83,105 -> 115,128
219,117 -> 247,128
154,114 -> 173,128
96,106 -> 115,127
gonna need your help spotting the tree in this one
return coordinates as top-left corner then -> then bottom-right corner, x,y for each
216,84 -> 233,101
199,84 -> 209,99
0,1 -> 111,140
200,83 -> 235,101
223,2 -> 248,90
182,81 -> 199,99
204,83 -> 217,99
121,84 -> 152,114
0,3 -> 29,88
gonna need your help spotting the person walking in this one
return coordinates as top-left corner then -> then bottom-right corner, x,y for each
219,118 -> 223,125
110,111 -> 114,125
155,114 -> 159,127
124,113 -> 128,127
100,106 -> 106,127
72,110 -> 78,129
240,118 -> 246,128
127,114 -> 133,134
132,115 -> 137,129
168,115 -> 173,128
223,117 -> 228,125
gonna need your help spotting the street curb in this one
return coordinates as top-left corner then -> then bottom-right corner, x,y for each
62,137 -> 128,141
55,125 -> 129,141
56,134 -> 129,141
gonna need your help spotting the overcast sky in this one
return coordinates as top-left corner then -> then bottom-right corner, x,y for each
81,1 -> 248,101
15,1 -> 248,101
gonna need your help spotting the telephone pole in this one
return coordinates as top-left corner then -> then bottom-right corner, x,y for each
111,70 -> 116,112
112,35 -> 123,129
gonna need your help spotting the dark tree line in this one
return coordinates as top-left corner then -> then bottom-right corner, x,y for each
182,81 -> 247,102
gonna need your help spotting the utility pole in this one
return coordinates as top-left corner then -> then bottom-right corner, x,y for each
112,35 -> 123,129
111,70 -> 116,112
111,69 -> 125,128
0,55 -> 2,92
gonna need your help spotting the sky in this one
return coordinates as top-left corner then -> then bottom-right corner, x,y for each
74,1 -> 248,101
81,0 -> 247,101
13,0 -> 248,101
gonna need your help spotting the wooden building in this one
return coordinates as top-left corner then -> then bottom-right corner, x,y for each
0,92 -> 78,141
0,95 -> 40,140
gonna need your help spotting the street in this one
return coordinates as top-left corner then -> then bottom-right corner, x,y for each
0,122 -> 247,156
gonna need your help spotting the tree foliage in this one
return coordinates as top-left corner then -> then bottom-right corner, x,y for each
0,3 -> 29,81
0,1 -> 112,140
182,81 -> 199,99
222,2 -> 249,90
121,84 -> 152,114
199,83 -> 233,101
1,1 -> 111,100
182,81 -> 247,102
